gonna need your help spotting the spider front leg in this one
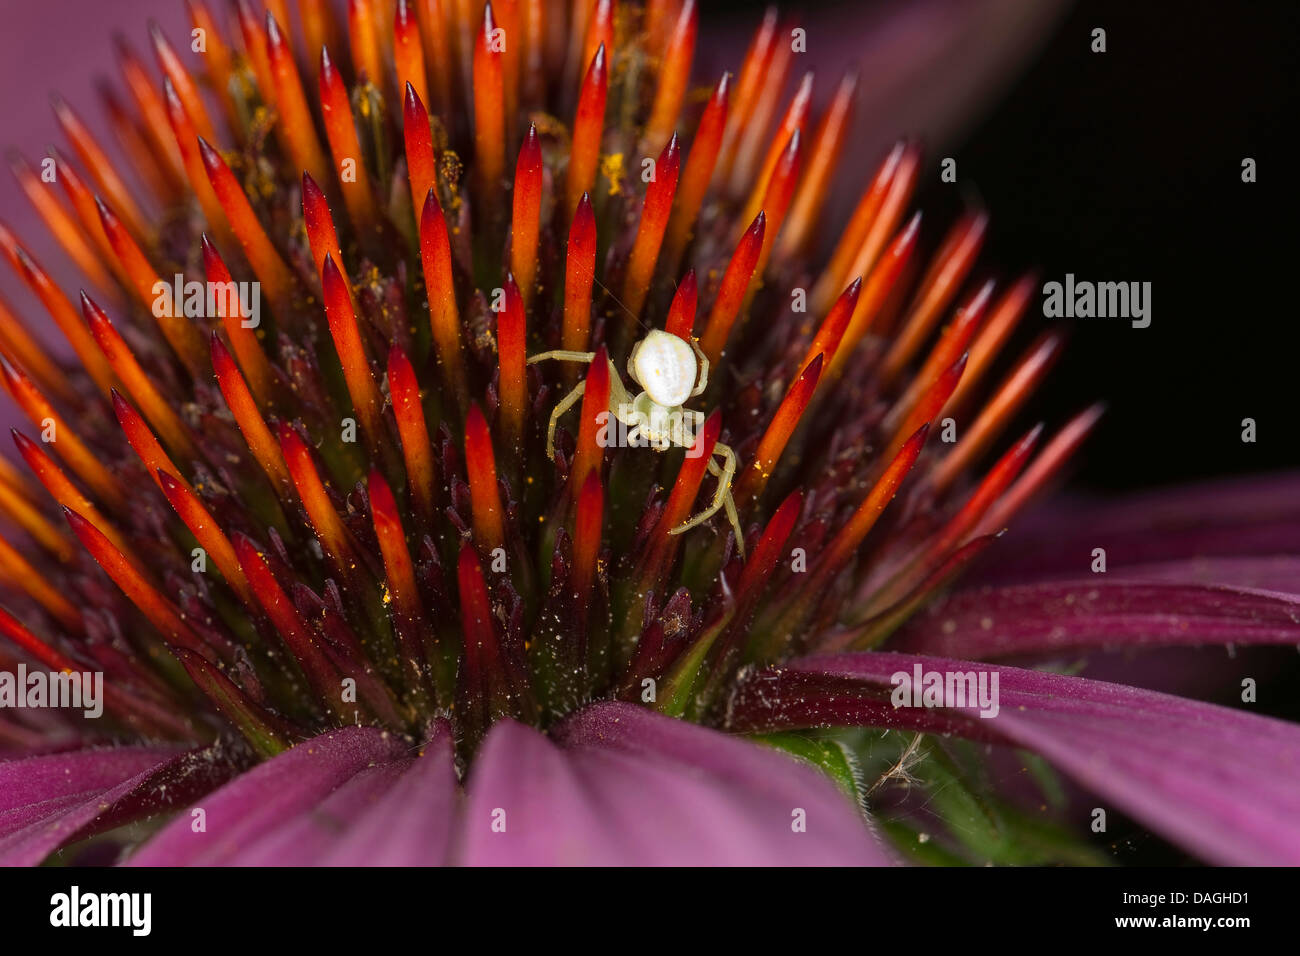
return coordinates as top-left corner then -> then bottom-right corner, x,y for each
669,439 -> 746,559
527,349 -> 597,367
533,352 -> 631,460
528,350 -> 598,460
542,381 -> 585,461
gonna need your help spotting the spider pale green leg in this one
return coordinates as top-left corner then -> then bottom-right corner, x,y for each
544,380 -> 586,461
685,408 -> 706,445
711,442 -> 745,558
689,339 -> 709,397
670,439 -> 744,558
527,349 -> 598,366
714,450 -> 745,560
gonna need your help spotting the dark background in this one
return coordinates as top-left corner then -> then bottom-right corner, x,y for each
962,0 -> 1297,491
715,0 -> 1299,491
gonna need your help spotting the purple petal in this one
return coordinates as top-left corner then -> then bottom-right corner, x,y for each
0,747 -> 232,866
216,761 -> 413,866
267,723 -> 456,867
562,704 -> 895,865
1106,555 -> 1300,591
457,703 -> 892,865
974,472 -> 1300,584
894,570 -> 1300,659
457,719 -> 637,866
728,652 -> 1300,865
315,723 -> 457,866
129,727 -> 407,866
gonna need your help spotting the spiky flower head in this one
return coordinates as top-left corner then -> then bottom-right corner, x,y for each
2,0 -> 1295,868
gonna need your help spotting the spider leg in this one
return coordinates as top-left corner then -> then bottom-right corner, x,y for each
527,349 -> 597,366
544,380 -> 586,461
714,445 -> 746,560
685,408 -> 705,446
667,407 -> 704,448
669,439 -> 745,558
689,339 -> 709,397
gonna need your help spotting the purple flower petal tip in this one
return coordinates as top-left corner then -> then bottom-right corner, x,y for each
128,726 -> 409,866
1,746 -> 230,866
896,565 -> 1300,659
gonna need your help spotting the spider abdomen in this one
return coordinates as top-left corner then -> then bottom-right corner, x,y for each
630,329 -> 698,407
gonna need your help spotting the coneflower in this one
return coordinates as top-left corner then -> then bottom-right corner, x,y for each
1,0 -> 1298,867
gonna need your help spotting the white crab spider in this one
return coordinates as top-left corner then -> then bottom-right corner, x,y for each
528,329 -> 745,557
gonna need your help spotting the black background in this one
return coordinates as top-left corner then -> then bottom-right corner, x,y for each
0,865 -> 1283,939
712,0 -> 1299,491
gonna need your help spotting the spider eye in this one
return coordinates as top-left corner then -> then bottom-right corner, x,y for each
632,330 -> 696,407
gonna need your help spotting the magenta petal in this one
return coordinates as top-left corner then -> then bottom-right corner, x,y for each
0,747 -> 231,865
316,723 -> 457,866
458,720 -> 632,866
976,472 -> 1300,584
729,652 -> 1300,865
456,703 -> 890,865
560,703 -> 893,865
1106,555 -> 1300,591
159,724 -> 458,866
217,761 -> 413,866
128,727 -> 407,866
894,571 -> 1300,659
1,747 -> 176,827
